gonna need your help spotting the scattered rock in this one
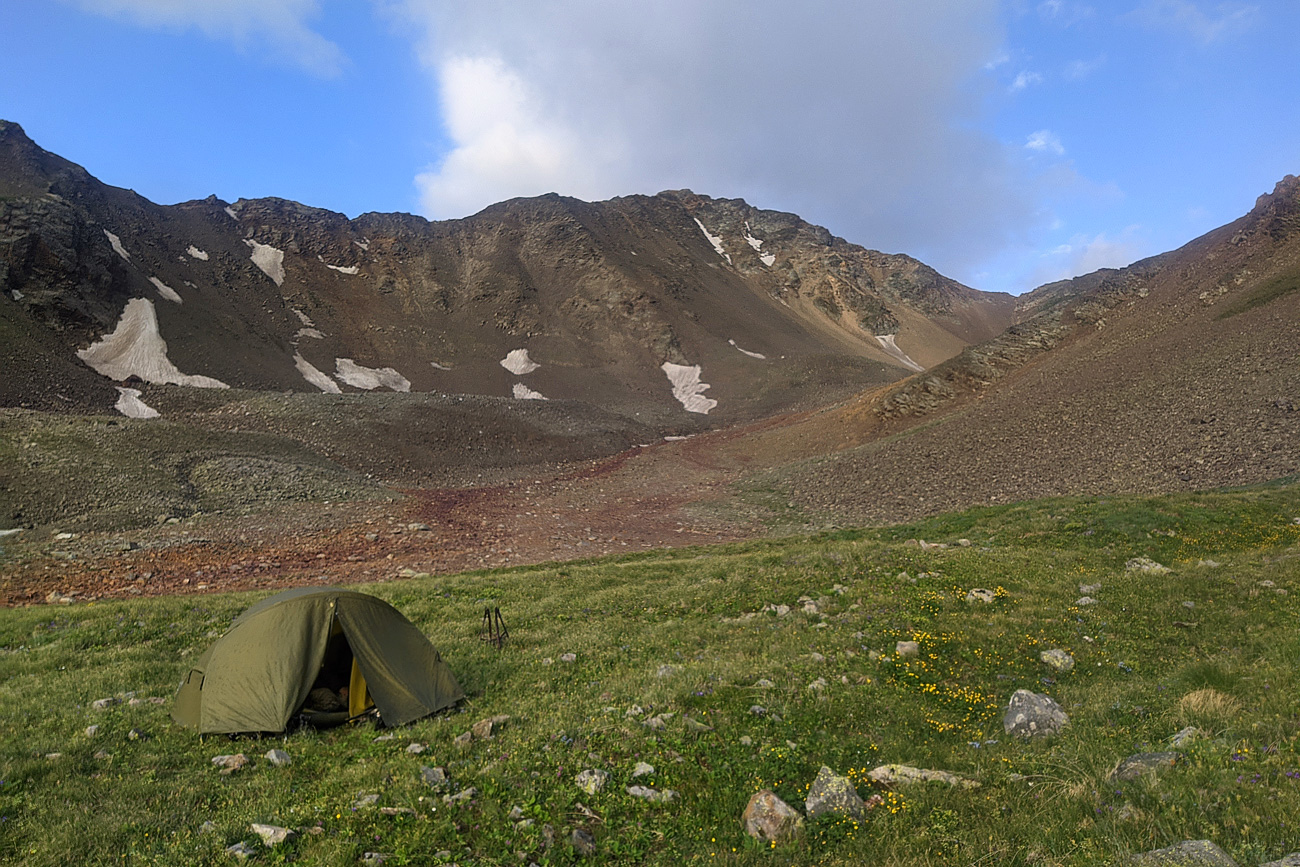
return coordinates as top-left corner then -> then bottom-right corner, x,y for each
1126,557 -> 1172,575
250,824 -> 296,847
749,705 -> 767,716
127,728 -> 148,741
571,828 -> 597,857
626,785 -> 677,802
1197,560 -> 1221,569
1170,726 -> 1205,748
1076,596 -> 1098,606
406,742 -> 426,754
632,762 -> 655,777
225,841 -> 257,860
1079,582 -> 1102,595
420,766 -> 448,789
453,731 -> 473,749
754,679 -> 775,688
1130,839 -> 1238,865
91,698 -> 119,710
264,749 -> 291,767
560,653 -> 577,663
644,713 -> 673,730
867,764 -> 980,789
683,716 -> 713,733
361,853 -> 389,866
373,734 -> 396,742
443,786 -> 477,805
471,719 -> 495,740
1003,690 -> 1069,739
575,769 -> 609,795
804,766 -> 869,820
895,640 -> 920,659
212,754 -> 249,774
199,821 -> 217,834
808,652 -> 826,663
807,677 -> 827,692
1039,649 -> 1075,673
378,807 -> 416,817
742,789 -> 804,843
354,793 -> 381,808
965,588 -> 996,604
1110,752 -> 1180,782
84,725 -> 99,738
1260,854 -> 1300,867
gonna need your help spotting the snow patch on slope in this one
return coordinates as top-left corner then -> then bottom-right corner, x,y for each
875,334 -> 924,372
148,277 -> 182,304
186,245 -> 209,261
334,358 -> 411,392
244,238 -> 285,285
77,298 -> 229,388
430,361 -> 452,371
742,222 -> 776,266
295,328 -> 324,340
661,362 -> 718,414
354,239 -> 370,251
728,339 -> 766,360
501,348 -> 540,375
295,354 -> 342,393
103,230 -> 129,261
693,218 -> 731,264
326,263 -> 359,275
224,203 -> 240,220
114,387 -> 159,419
512,383 -> 547,400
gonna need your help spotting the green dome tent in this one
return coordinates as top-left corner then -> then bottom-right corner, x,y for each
172,587 -> 464,734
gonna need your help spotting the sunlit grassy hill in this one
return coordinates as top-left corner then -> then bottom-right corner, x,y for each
2,481 -> 1299,866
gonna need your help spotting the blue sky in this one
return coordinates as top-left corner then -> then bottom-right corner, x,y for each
3,1 -> 1297,295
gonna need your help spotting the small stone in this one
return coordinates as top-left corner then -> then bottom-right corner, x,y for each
443,786 -> 477,805
541,657 -> 553,665
749,705 -> 767,716
571,828 -> 597,857
94,750 -> 111,760
1130,839 -> 1238,866
212,754 -> 248,773
807,677 -> 827,691
44,752 -> 63,760
1182,601 -> 1195,609
1260,854 -> 1300,867
91,698 -> 119,710
867,650 -> 881,661
1126,557 -> 1171,575
1170,726 -> 1205,748
453,731 -> 473,748
965,588 -> 996,604
420,766 -> 448,789
739,736 -> 753,746
1079,582 -> 1102,594
378,807 -> 416,817
85,725 -> 100,738
1197,560 -> 1221,569
225,842 -> 257,860
361,853 -> 389,867
1075,596 -> 1098,606
754,679 -> 774,688
1109,752 -> 1179,782
804,766 -> 868,820
560,653 -> 577,663
867,764 -> 980,789
683,717 -> 713,733
406,742 -> 426,754
632,762 -> 655,778
643,713 -> 673,730
127,728 -> 148,741
1003,690 -> 1069,739
808,652 -> 826,663
199,821 -> 217,834
742,789 -> 804,843
373,734 -> 396,742
471,718 -> 495,739
264,749 -> 291,767
354,793 -> 381,808
575,769 -> 609,795
1039,649 -> 1075,673
626,785 -> 677,802
250,823 -> 296,847
895,640 -> 920,659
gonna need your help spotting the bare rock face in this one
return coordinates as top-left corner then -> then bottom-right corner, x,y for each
1003,690 -> 1069,739
742,789 -> 804,843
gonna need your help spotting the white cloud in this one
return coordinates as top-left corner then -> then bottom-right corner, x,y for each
1064,55 -> 1106,80
398,0 -> 1035,277
69,0 -> 345,76
1127,0 -> 1260,45
1025,130 -> 1066,156
1037,1 -> 1095,26
1010,70 -> 1045,92
1031,226 -> 1146,286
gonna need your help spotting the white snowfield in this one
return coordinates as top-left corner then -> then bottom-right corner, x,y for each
186,245 -> 209,261
292,309 -> 314,326
334,358 -> 411,392
294,353 -> 342,393
430,361 -> 452,371
244,238 -> 285,286
295,328 -> 324,340
728,338 -> 766,359
500,348 -> 540,375
148,276 -> 182,304
224,203 -> 240,220
77,297 -> 229,389
694,218 -> 731,264
512,382 -> 547,400
326,263 -> 359,275
103,229 -> 129,261
661,362 -> 718,414
875,334 -> 924,372
742,222 -> 776,267
114,387 -> 159,419
354,239 -> 371,251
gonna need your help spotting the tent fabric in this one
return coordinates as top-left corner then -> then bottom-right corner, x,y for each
172,587 -> 463,734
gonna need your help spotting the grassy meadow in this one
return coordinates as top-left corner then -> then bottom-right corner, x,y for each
2,482 -> 1300,865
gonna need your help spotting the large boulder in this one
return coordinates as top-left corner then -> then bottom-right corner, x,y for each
1003,690 -> 1069,739
741,790 -> 804,843
804,766 -> 870,820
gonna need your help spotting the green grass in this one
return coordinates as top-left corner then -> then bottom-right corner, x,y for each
1216,269 -> 1300,319
3,484 -> 1300,865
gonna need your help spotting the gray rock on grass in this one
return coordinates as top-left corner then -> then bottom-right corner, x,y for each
1260,854 -> 1300,867
1126,557 -> 1172,575
626,785 -> 677,802
250,823 -> 296,846
804,766 -> 869,820
742,789 -> 803,843
575,769 -> 609,795
1110,752 -> 1180,782
264,749 -> 291,767
225,841 -> 257,860
1170,726 -> 1205,748
1039,649 -> 1075,673
965,588 -> 996,604
571,828 -> 597,857
867,764 -> 980,789
420,766 -> 448,789
1130,839 -> 1237,865
895,640 -> 920,659
1003,690 -> 1069,739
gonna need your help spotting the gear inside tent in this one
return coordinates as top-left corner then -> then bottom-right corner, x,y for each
172,587 -> 464,734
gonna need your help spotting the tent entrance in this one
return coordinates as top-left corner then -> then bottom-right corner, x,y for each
299,618 -> 375,724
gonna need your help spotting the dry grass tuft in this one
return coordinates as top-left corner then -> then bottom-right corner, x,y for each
1177,687 -> 1242,727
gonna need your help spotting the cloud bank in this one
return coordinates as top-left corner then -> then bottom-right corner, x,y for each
401,0 -> 1033,278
